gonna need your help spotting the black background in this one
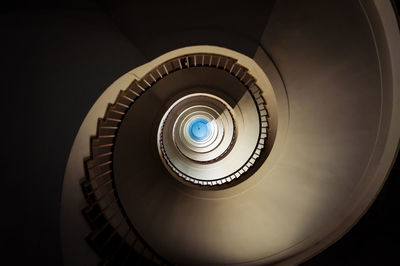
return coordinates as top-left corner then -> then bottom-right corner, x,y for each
1,1 -> 399,265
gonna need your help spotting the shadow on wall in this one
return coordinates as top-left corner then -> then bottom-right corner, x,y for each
1,5 -> 146,266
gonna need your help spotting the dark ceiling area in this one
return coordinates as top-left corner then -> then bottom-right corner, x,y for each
0,1 -> 399,265
94,0 -> 275,59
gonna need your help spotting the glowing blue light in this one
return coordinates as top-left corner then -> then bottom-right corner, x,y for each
188,118 -> 211,142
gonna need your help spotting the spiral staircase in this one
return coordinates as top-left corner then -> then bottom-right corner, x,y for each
58,1 -> 400,264
2,0 -> 399,266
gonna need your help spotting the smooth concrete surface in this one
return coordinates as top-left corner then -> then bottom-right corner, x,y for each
256,0 -> 400,264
